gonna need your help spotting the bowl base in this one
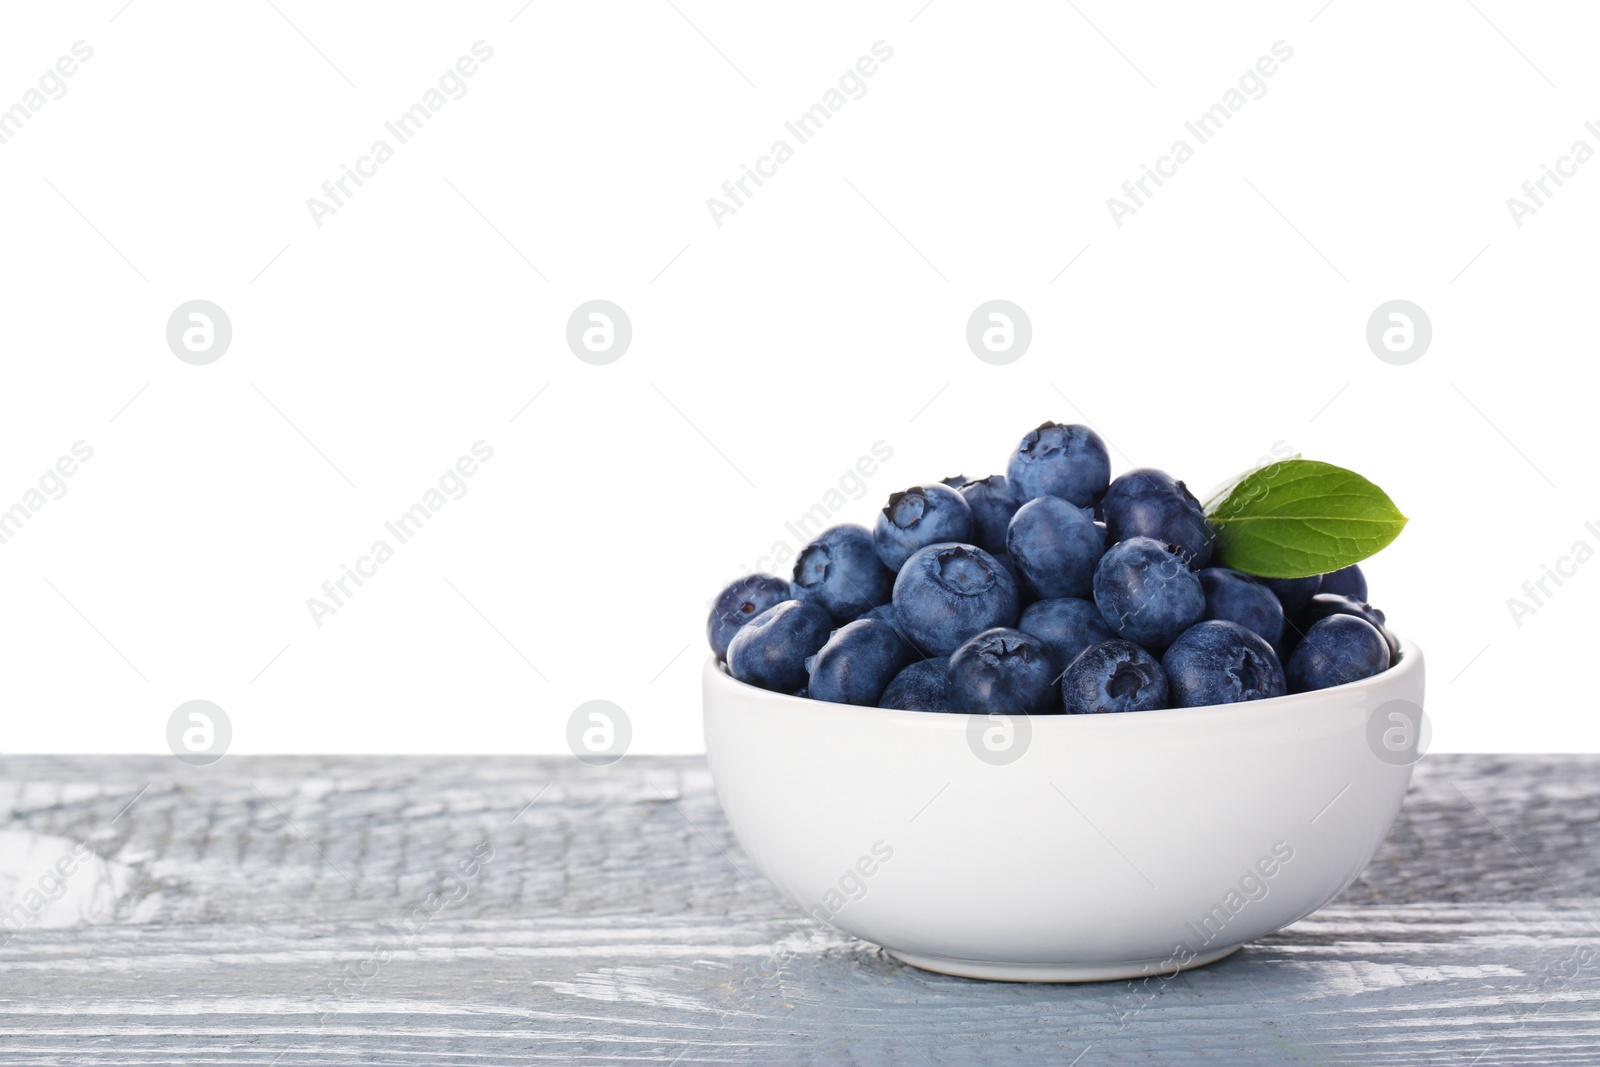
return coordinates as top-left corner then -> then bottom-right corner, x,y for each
884,943 -> 1242,983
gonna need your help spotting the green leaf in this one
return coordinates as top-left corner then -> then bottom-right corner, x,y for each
1205,459 -> 1408,579
1199,452 -> 1302,513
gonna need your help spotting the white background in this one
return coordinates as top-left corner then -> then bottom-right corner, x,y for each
0,0 -> 1594,753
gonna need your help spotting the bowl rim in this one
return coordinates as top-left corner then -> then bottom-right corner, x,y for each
705,633 -> 1421,728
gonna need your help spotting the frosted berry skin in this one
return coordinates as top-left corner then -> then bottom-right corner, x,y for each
860,603 -> 898,626
1092,537 -> 1206,651
945,474 -> 1022,556
1005,496 -> 1105,600
1160,620 -> 1287,708
1286,614 -> 1391,693
807,618 -> 913,707
1099,468 -> 1215,568
879,658 -> 953,712
727,600 -> 834,693
1006,422 -> 1111,508
948,628 -> 1059,715
872,483 -> 974,572
1198,568 -> 1286,647
892,543 -> 1020,656
707,574 -> 793,661
1017,598 -> 1117,673
1261,574 -> 1322,616
791,524 -> 894,623
1317,564 -> 1368,602
991,553 -> 1031,611
1061,639 -> 1170,715
1289,593 -> 1400,660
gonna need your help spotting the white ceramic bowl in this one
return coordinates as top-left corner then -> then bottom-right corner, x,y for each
703,637 -> 1425,982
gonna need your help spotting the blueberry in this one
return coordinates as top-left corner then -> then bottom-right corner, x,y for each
1006,422 -> 1111,507
807,618 -> 913,706
1261,574 -> 1321,616
1318,564 -> 1368,602
1017,597 -> 1116,672
873,483 -> 973,572
1061,639 -> 1169,715
792,524 -> 894,623
945,475 -> 1021,555
879,658 -> 953,712
1100,469 -> 1214,567
1286,614 -> 1391,693
1092,537 -> 1206,651
1161,620 -> 1287,707
1292,593 -> 1400,660
707,574 -> 792,661
726,600 -> 833,693
892,543 -> 1020,655
864,589 -> 939,655
860,602 -> 898,626
1005,496 -> 1105,599
948,628 -> 1058,714
992,551 -> 1028,602
1197,568 -> 1285,647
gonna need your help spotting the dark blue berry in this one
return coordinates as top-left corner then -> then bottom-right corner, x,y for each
878,658 -> 953,712
792,524 -> 894,623
1290,593 -> 1399,660
1100,469 -> 1214,567
948,628 -> 1058,714
1006,422 -> 1111,507
1061,639 -> 1169,714
1017,597 -> 1116,672
1317,564 -> 1367,602
726,600 -> 834,693
1261,575 -> 1321,616
1161,620 -> 1287,707
945,474 -> 1021,555
1092,537 -> 1206,651
807,618 -> 913,706
892,543 -> 1020,655
707,574 -> 792,661
1286,614 -> 1391,693
873,483 -> 973,572
1005,496 -> 1105,599
1198,567 -> 1285,647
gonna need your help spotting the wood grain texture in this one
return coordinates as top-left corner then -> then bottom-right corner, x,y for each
0,754 -> 1595,1065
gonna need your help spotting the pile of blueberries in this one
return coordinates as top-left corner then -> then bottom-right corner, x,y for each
708,422 -> 1399,715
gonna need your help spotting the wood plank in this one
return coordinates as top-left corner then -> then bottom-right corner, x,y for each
0,755 -> 1594,1064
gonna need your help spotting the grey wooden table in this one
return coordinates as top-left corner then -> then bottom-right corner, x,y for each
0,754 -> 1595,1065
